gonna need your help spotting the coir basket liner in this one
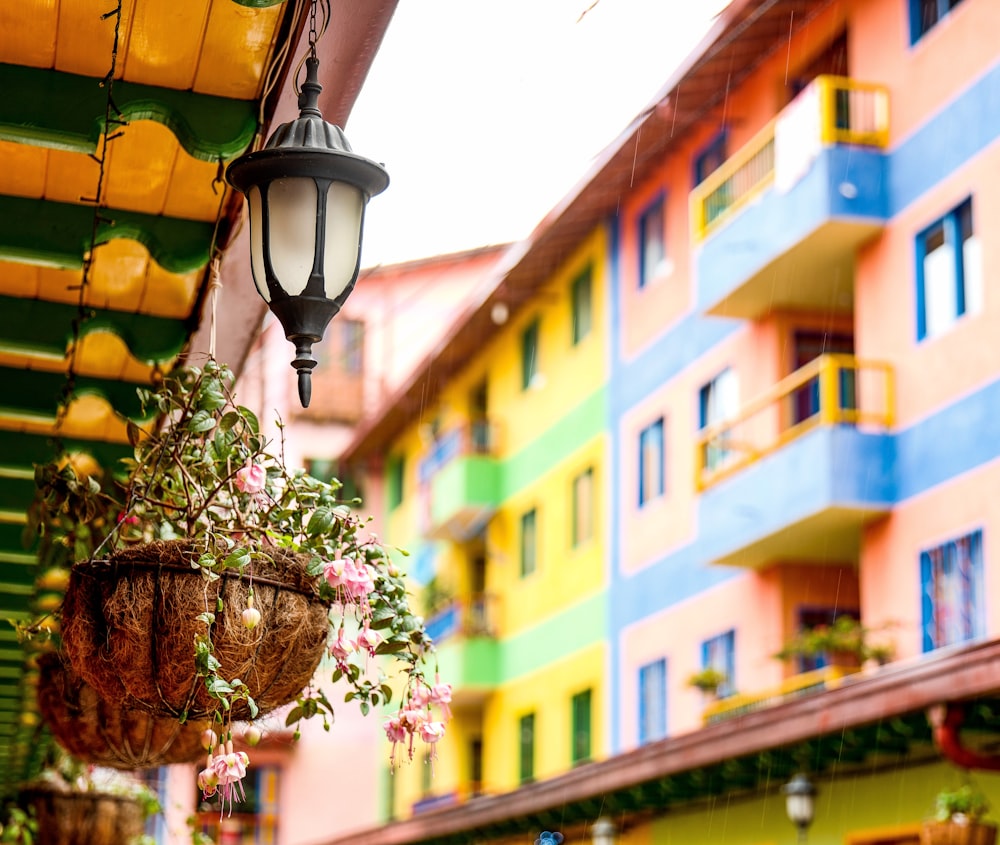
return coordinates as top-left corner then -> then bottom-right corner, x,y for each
37,652 -> 210,769
61,540 -> 330,721
23,787 -> 144,845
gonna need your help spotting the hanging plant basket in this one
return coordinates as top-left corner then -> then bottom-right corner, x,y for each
36,652 -> 211,769
921,821 -> 999,845
22,786 -> 144,845
61,539 -> 330,722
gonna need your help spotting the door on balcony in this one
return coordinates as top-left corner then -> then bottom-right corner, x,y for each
791,331 -> 855,426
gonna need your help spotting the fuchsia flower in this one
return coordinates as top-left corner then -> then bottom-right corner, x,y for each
420,721 -> 446,745
383,714 -> 406,744
409,682 -> 431,709
198,766 -> 219,797
430,680 -> 453,721
234,460 -> 268,509
345,560 -> 375,599
323,555 -> 348,589
357,626 -> 382,654
329,628 -> 356,662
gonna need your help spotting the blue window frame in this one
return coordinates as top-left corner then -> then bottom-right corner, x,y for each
638,417 -> 665,507
910,0 -> 966,43
638,658 -> 667,744
693,129 -> 727,186
916,198 -> 980,340
701,630 -> 736,698
921,529 -> 985,652
698,368 -> 738,472
637,195 -> 666,288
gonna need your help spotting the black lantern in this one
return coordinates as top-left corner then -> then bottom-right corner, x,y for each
226,49 -> 388,407
782,773 -> 817,843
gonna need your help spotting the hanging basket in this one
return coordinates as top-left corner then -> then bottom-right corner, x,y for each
61,540 -> 331,722
921,821 -> 999,845
36,652 -> 210,769
23,786 -> 144,845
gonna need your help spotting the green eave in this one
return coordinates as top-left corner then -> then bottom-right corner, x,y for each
0,295 -> 189,364
0,194 -> 214,274
0,63 -> 257,162
0,366 -> 152,422
0,432 -> 130,472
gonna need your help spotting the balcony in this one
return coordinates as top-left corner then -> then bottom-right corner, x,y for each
703,665 -> 858,725
419,420 -> 501,541
425,595 -> 500,705
690,76 -> 890,319
696,355 -> 895,567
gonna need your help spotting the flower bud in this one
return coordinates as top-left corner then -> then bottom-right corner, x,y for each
244,726 -> 262,747
201,729 -> 218,751
242,607 -> 262,630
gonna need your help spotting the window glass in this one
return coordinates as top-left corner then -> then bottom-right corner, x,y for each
520,508 -> 537,577
571,267 -> 593,345
638,417 -> 665,506
917,198 -> 977,339
921,529 -> 985,652
638,197 -> 666,288
519,713 -> 536,783
572,467 -> 594,546
638,658 -> 667,744
521,319 -> 540,389
571,689 -> 592,764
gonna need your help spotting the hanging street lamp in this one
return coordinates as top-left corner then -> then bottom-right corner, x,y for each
782,773 -> 817,844
226,9 -> 388,408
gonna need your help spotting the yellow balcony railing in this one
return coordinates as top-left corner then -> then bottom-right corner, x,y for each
702,664 -> 858,725
690,75 -> 890,241
695,354 -> 894,492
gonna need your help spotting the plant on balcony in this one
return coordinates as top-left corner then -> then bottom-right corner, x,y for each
774,615 -> 895,668
922,783 -> 996,845
26,359 -> 447,807
687,667 -> 728,695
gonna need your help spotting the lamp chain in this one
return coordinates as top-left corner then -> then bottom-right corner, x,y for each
309,0 -> 318,59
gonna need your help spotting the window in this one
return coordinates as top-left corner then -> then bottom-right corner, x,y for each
571,689 -> 592,764
917,198 -> 981,339
519,713 -> 536,783
520,508 -> 537,577
571,467 -> 594,547
638,658 -> 667,745
699,368 -> 739,472
638,196 -> 666,288
339,317 -> 364,375
638,417 -> 665,507
387,454 -> 405,510
571,266 -> 593,345
701,630 -> 736,698
910,0 -> 967,43
521,318 -> 541,389
921,529 -> 985,652
138,768 -> 167,842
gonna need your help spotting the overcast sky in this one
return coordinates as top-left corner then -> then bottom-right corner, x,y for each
346,0 -> 728,268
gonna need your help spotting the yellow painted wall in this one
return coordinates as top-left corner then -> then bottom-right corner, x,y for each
482,641 -> 605,790
488,433 -> 606,637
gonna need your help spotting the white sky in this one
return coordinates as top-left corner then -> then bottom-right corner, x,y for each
346,0 -> 729,268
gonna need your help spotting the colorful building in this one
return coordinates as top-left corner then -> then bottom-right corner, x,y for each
331,0 -> 1000,843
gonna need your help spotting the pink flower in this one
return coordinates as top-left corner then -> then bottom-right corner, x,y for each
399,707 -> 428,731
211,749 -> 250,816
234,461 -> 266,495
420,721 -> 446,744
329,628 -> 356,662
410,682 -> 431,709
430,680 -> 453,721
345,558 -> 375,599
198,766 -> 219,798
357,626 -> 382,654
383,714 -> 406,744
323,556 -> 349,589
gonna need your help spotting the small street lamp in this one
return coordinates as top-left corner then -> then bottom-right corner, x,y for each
226,5 -> 388,408
783,773 -> 817,844
591,817 -> 616,845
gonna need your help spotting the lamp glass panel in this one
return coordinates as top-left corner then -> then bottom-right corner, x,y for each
786,793 -> 814,826
248,186 -> 270,302
322,181 -> 364,300
266,177 -> 319,297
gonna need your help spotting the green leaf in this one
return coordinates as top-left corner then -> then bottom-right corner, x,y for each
126,420 -> 142,447
196,612 -> 216,626
360,700 -> 370,716
285,705 -> 304,727
238,406 -> 260,435
188,410 -> 216,433
306,506 -> 334,537
223,548 -> 250,569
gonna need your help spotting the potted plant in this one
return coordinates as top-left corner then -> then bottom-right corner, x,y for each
21,755 -> 160,845
35,652 -> 210,770
775,616 -> 895,669
687,667 -> 728,697
921,783 -> 996,845
27,360 -> 449,807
